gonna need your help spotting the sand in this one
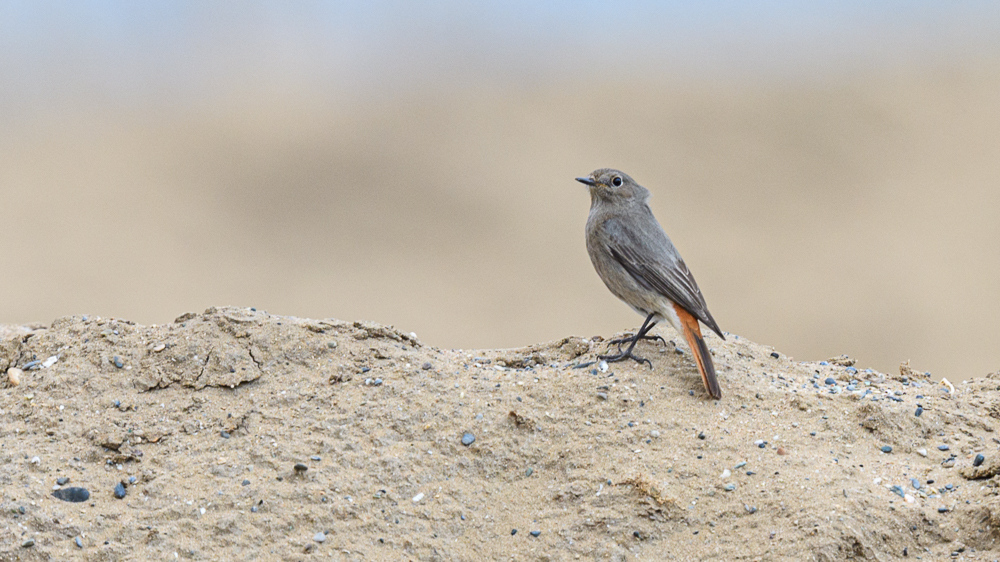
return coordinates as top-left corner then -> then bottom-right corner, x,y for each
2,307 -> 999,561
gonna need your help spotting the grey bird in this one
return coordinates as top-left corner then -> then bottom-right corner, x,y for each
577,168 -> 724,399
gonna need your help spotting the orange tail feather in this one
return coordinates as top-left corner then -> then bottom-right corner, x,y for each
674,304 -> 721,400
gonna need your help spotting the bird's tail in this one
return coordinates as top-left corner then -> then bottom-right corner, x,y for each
674,304 -> 721,400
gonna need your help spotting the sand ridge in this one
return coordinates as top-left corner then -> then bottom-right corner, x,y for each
2,307 -> 999,560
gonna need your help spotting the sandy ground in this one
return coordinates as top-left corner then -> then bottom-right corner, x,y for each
3,307 -> 1000,561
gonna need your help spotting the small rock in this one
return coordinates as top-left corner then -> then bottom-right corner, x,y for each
938,445 -> 950,451
293,463 -> 308,473
310,455 -> 321,461
56,477 -> 70,486
152,343 -> 166,352
114,482 -> 126,499
881,446 -> 893,454
42,355 -> 58,368
649,430 -> 660,438
938,507 -> 949,513
220,431 -> 231,439
915,406 -> 923,417
596,392 -> 608,400
75,536 -> 83,548
776,447 -> 787,456
412,492 -> 424,503
511,529 -> 517,535
734,461 -> 747,469
6,367 -> 22,386
698,432 -> 706,440
530,530 -> 541,537
21,538 -> 34,548
942,458 -> 956,468
30,456 -> 40,465
720,469 -> 732,479
910,478 -> 922,490
770,352 -> 780,359
421,362 -> 433,370
917,448 -> 928,457
52,487 -> 90,502
242,480 -> 250,486
599,360 -> 609,372
974,454 -> 985,467
112,356 -> 124,369
824,378 -> 836,385
314,532 -> 326,543
724,483 -> 736,491
890,485 -> 905,498
461,433 -> 476,446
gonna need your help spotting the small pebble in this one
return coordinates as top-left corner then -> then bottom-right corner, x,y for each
310,455 -> 321,461
770,352 -> 779,359
698,431 -> 706,440
776,447 -> 787,456
525,467 -> 533,476
412,493 -> 424,503
599,360 -> 609,372
30,456 -> 40,465
720,469 -> 731,479
75,536 -> 83,548
724,483 -> 736,491
461,433 -> 476,446
112,356 -> 124,369
915,406 -> 923,417
129,475 -> 137,484
824,377 -> 835,385
511,529 -> 517,535
917,448 -> 928,457
294,463 -> 308,473
56,477 -> 70,486
242,479 -> 251,486
42,355 -> 58,368
114,482 -> 126,499
942,458 -> 956,468
881,446 -> 892,454
21,538 -> 34,548
596,392 -> 608,401
938,507 -> 949,513
421,362 -> 433,370
530,530 -> 541,537
938,445 -> 950,451
910,478 -> 921,490
6,367 -> 22,386
220,431 -> 230,439
314,532 -> 326,543
52,487 -> 90,502
734,461 -> 747,469
974,454 -> 985,467
890,485 -> 905,498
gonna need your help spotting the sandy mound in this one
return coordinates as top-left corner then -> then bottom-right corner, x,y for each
2,307 -> 999,560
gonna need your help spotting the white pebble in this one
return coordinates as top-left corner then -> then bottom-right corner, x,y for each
599,360 -> 609,372
412,492 -> 424,503
42,355 -> 58,368
6,368 -> 22,386
720,469 -> 732,479
30,456 -> 40,465
917,448 -> 928,457
314,532 -> 326,543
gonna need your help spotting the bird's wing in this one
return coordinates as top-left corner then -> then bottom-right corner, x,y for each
603,213 -> 724,339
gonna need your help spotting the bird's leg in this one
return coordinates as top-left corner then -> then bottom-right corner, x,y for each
599,313 -> 658,368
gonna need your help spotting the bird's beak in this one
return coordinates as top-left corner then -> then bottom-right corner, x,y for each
576,177 -> 596,186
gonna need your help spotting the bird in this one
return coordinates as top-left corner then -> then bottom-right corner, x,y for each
577,168 -> 724,399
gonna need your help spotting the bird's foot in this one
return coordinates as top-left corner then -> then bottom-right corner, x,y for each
606,334 -> 666,348
598,350 -> 653,369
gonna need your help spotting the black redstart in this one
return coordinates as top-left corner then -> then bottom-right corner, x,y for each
577,168 -> 724,399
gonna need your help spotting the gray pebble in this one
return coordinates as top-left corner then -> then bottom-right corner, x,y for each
724,483 -> 736,491
294,463 -> 308,473
881,446 -> 892,453
112,356 -> 124,369
220,431 -> 230,439
75,537 -> 83,548
52,487 -> 90,502
530,530 -> 541,537
421,362 -> 433,370
824,377 -> 835,385
21,538 -> 34,548
461,433 -> 476,446
974,454 -> 985,467
128,476 -> 137,484
314,532 -> 326,543
596,392 -> 608,400
910,478 -> 921,490
242,479 -> 251,486
915,406 -> 923,417
56,477 -> 70,486
890,485 -> 904,498
311,455 -> 321,461
525,467 -> 533,477
114,482 -> 127,499
938,507 -> 949,513
938,445 -> 950,451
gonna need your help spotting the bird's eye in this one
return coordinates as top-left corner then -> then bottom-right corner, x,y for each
612,176 -> 622,187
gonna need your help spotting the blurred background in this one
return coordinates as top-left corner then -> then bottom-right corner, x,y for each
2,1 -> 999,379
